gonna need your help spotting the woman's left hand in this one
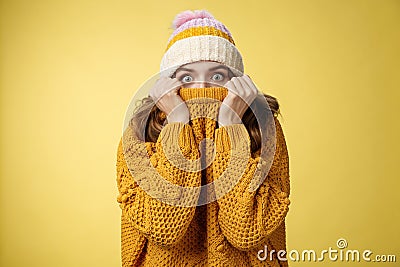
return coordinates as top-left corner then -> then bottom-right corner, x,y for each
218,75 -> 259,127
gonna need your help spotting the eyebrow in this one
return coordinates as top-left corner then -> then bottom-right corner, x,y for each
175,67 -> 194,73
175,65 -> 230,73
209,65 -> 229,72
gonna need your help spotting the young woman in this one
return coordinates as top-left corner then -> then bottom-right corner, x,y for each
116,10 -> 291,267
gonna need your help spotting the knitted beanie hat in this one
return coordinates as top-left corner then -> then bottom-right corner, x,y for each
160,10 -> 244,77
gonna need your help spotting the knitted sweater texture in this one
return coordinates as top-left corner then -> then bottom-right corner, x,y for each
116,87 -> 291,266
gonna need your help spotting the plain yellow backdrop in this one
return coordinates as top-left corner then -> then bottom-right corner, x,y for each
1,0 -> 399,266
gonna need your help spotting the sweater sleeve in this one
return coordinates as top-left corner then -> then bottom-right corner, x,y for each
116,122 -> 201,247
213,117 -> 290,251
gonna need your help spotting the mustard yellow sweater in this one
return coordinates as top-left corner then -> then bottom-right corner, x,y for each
116,87 -> 291,266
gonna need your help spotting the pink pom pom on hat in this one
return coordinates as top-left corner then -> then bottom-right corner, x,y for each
160,10 -> 244,77
172,10 -> 215,29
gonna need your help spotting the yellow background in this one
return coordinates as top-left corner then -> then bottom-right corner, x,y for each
1,0 -> 399,266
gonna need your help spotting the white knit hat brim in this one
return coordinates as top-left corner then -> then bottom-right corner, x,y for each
160,35 -> 244,77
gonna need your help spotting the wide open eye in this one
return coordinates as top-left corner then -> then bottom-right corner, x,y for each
212,73 -> 224,81
181,75 -> 193,83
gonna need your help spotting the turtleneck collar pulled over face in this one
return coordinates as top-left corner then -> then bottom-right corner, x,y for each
178,87 -> 228,102
176,87 -> 229,147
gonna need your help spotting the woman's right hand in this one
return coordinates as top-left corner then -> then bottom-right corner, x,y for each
149,76 -> 190,123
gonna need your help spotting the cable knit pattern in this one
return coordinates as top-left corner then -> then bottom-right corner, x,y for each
213,122 -> 290,266
116,87 -> 290,266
